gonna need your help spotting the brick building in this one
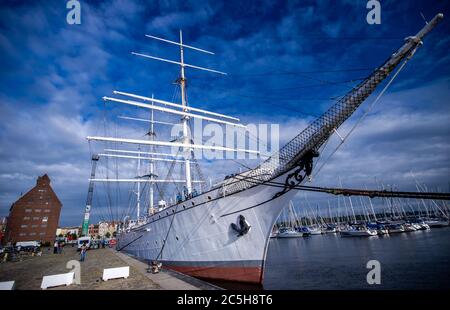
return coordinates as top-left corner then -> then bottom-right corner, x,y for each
4,174 -> 62,244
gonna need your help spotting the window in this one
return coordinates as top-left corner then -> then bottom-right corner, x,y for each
45,202 -> 49,205
39,232 -> 46,236
21,224 -> 28,228
41,224 -> 47,228
19,233 -> 26,236
42,217 -> 48,223
23,217 -> 30,220
32,224 -> 38,228
33,217 -> 40,220
35,209 -> 41,213
29,232 -> 36,236
44,209 -> 51,213
25,209 -> 32,213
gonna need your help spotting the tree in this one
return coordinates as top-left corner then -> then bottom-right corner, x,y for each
105,232 -> 111,239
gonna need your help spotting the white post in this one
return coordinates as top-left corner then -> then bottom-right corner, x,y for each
179,30 -> 192,194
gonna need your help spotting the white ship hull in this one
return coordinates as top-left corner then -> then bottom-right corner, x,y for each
116,170 -> 297,284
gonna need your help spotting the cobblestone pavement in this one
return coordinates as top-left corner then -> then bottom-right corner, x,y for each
0,246 -> 160,290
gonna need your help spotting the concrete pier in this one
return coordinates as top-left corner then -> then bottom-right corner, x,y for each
0,246 -> 219,290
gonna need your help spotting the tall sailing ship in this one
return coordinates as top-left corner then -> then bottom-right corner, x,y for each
86,14 -> 443,284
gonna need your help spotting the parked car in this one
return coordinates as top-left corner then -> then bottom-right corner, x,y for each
15,241 -> 41,252
77,236 -> 91,250
15,241 -> 40,248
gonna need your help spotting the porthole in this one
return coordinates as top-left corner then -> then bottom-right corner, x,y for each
183,205 -> 186,209
176,236 -> 179,241
172,209 -> 175,213
191,201 -> 195,206
208,196 -> 211,200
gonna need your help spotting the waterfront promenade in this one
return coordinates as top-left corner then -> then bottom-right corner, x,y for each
0,246 -> 216,290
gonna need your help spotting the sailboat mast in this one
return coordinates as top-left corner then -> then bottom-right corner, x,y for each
179,30 -> 192,194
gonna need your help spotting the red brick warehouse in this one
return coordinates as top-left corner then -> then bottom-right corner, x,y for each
4,174 -> 62,244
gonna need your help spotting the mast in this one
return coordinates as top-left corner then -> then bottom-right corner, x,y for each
179,30 -> 192,194
136,148 -> 141,221
128,30 -> 230,196
365,184 -> 378,221
149,95 -> 155,215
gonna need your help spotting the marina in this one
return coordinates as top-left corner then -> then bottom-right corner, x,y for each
265,226 -> 450,290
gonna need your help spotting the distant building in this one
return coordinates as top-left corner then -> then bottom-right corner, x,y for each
88,224 -> 99,237
4,174 -> 62,244
56,226 -> 80,238
98,221 -> 118,238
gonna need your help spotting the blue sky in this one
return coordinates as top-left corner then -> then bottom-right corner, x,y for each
0,0 -> 449,226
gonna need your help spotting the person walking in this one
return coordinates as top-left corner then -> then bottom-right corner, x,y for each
53,241 -> 58,254
80,243 -> 87,262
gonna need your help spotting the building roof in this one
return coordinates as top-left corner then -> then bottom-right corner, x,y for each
10,174 -> 62,212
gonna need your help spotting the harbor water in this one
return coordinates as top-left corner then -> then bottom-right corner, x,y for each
263,227 -> 450,289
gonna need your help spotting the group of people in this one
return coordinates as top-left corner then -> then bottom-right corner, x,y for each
176,186 -> 199,203
52,238 -> 113,262
53,241 -> 64,254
